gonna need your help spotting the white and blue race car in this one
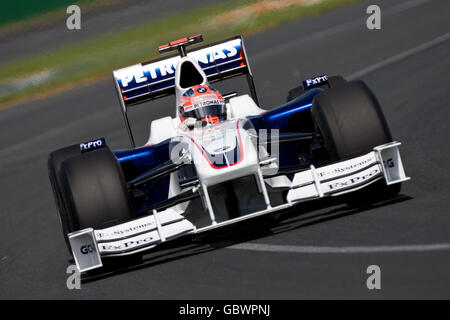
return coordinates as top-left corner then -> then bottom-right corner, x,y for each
48,35 -> 410,273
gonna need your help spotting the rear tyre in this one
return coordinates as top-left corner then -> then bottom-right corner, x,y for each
311,80 -> 401,206
287,75 -> 347,102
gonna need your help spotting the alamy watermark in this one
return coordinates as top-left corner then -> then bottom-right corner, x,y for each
366,5 -> 381,30
66,264 -> 81,290
168,127 -> 280,175
366,265 -> 381,290
66,5 -> 81,30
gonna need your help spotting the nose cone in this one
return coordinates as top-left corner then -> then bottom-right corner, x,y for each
187,120 -> 260,186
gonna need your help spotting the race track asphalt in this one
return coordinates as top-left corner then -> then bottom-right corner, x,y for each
0,0 -> 449,299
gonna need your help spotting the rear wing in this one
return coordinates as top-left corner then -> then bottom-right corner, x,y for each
112,36 -> 257,146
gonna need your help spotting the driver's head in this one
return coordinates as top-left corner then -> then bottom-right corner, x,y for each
178,84 -> 226,124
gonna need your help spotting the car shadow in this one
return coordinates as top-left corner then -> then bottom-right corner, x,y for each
80,193 -> 413,284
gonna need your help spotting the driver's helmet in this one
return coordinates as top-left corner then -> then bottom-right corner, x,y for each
178,84 -> 226,124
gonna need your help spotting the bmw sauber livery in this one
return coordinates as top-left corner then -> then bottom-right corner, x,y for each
48,35 -> 410,273
114,36 -> 247,107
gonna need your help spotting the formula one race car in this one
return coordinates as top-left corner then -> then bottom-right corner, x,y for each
48,35 -> 410,272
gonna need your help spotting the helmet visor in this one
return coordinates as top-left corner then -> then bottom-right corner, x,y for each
181,97 -> 226,122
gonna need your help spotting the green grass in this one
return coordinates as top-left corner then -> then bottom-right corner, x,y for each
0,0 -> 362,108
1,0 -> 91,27
0,0 -> 120,37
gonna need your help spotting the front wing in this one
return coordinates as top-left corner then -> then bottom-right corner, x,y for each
68,142 -> 409,272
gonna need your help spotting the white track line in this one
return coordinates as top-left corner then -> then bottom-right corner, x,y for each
388,0 -> 432,14
228,242 -> 450,254
347,32 -> 450,80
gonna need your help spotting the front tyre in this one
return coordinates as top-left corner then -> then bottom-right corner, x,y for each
48,145 -> 82,251
311,80 -> 401,205
58,148 -> 134,252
